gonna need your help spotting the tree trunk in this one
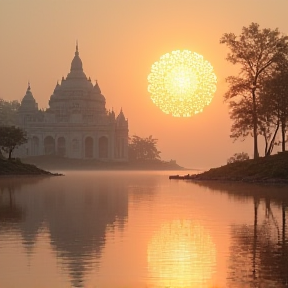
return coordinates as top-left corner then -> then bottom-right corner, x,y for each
266,122 -> 280,156
8,149 -> 12,160
281,120 -> 286,152
282,203 -> 286,247
252,197 -> 259,278
263,131 -> 268,156
252,89 -> 259,159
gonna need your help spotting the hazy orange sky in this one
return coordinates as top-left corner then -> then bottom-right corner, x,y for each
1,0 -> 288,169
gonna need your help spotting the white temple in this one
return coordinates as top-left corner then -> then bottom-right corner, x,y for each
17,44 -> 128,161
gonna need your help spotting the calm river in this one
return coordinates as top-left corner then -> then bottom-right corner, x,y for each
0,171 -> 287,288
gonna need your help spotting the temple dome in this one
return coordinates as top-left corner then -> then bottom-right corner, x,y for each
49,44 -> 106,114
20,84 -> 38,111
22,84 -> 34,101
116,109 -> 127,126
65,43 -> 88,81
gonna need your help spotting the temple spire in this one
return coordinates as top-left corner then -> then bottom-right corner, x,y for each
93,80 -> 101,93
75,40 -> 79,56
70,41 -> 83,71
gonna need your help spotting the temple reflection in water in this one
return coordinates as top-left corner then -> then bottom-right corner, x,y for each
1,173 -> 288,288
0,175 -> 128,287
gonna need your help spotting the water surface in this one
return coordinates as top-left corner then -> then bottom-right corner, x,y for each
0,171 -> 287,288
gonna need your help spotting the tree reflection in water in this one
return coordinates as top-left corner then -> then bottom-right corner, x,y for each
0,177 -> 47,255
0,179 -> 26,225
194,181 -> 288,288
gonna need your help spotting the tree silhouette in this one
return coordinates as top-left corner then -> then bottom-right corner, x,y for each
128,135 -> 161,161
260,59 -> 288,153
0,99 -> 20,126
0,126 -> 27,159
220,22 -> 288,158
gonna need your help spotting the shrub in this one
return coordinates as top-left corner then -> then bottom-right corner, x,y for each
227,152 -> 250,164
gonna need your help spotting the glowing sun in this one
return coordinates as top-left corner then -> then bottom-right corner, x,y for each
148,50 -> 217,117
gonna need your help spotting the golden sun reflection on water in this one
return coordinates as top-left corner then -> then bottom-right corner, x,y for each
147,220 -> 216,288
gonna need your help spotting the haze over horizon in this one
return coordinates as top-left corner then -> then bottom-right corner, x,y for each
1,0 -> 288,169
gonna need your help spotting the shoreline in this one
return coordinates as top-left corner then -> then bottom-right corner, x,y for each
21,156 -> 189,172
1,156 -> 189,176
0,173 -> 63,178
169,173 -> 288,185
0,158 -> 63,177
169,152 -> 288,185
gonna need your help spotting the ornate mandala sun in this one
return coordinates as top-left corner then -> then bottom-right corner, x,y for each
148,50 -> 217,117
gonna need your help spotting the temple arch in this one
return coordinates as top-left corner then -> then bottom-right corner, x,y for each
99,136 -> 108,159
85,137 -> 93,158
57,137 -> 66,157
44,136 -> 55,155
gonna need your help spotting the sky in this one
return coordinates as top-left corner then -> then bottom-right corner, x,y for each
1,0 -> 288,169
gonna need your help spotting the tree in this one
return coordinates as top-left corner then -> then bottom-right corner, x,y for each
227,152 -> 250,164
0,126 -> 27,160
220,23 -> 288,159
0,99 -> 20,126
260,60 -> 288,153
128,135 -> 161,161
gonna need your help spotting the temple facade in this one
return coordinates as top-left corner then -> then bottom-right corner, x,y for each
17,45 -> 129,161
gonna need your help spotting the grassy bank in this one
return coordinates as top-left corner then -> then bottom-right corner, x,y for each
192,152 -> 288,183
177,152 -> 288,183
0,158 -> 60,176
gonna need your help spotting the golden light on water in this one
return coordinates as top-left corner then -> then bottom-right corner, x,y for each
147,220 -> 216,288
148,50 -> 217,117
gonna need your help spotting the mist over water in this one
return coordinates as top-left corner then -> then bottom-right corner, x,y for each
0,171 -> 287,288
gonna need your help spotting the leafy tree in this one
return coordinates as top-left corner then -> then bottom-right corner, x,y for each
0,99 -> 20,126
229,98 -> 254,140
260,60 -> 288,153
129,135 -> 161,161
227,152 -> 250,164
0,126 -> 27,160
220,22 -> 288,159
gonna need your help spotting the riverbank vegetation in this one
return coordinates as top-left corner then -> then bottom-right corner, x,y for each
191,152 -> 288,183
0,158 -> 58,176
